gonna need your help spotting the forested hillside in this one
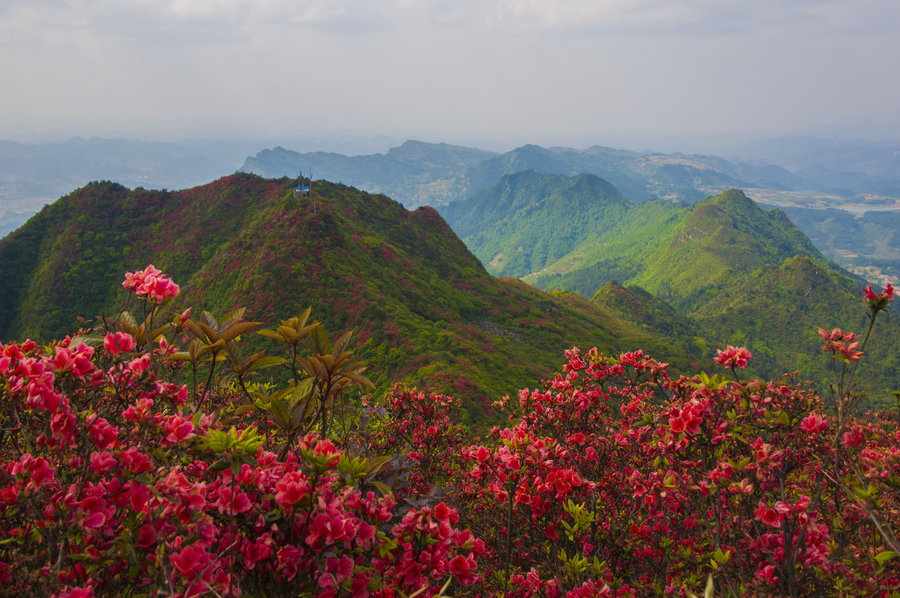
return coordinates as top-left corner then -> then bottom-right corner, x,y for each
443,180 -> 898,402
0,174 -> 704,417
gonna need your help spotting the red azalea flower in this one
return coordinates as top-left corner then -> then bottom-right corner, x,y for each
864,282 -> 895,312
449,555 -> 472,576
714,345 -> 753,369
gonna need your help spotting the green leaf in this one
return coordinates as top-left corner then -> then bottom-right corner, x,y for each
371,481 -> 392,495
247,355 -> 287,372
363,455 -> 393,477
70,334 -> 105,347
221,320 -> 262,343
875,550 -> 897,566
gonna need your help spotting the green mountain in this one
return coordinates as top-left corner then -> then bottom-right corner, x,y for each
444,181 -> 897,401
696,255 -> 897,388
239,141 -> 900,286
440,171 -> 688,285
0,174 -> 705,420
629,189 -> 826,310
590,281 -> 709,358
439,171 -> 633,278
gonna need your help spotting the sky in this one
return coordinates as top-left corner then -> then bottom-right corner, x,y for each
2,0 -> 900,150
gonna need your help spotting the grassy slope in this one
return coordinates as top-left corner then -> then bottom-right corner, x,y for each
526,199 -> 689,296
695,255 -> 898,400
440,171 -> 633,278
630,189 -> 827,310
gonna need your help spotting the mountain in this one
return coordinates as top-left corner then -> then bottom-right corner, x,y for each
6,135 -> 899,286
590,281 -> 705,351
439,171 -> 688,288
696,254 -> 897,386
240,140 -> 497,207
0,173 -> 705,420
236,139 -> 900,286
624,192 -> 897,394
439,171 -> 633,277
445,181 -> 897,400
241,140 -> 799,208
628,189 -> 826,310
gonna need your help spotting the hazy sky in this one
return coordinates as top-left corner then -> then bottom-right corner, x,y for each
2,0 -> 899,148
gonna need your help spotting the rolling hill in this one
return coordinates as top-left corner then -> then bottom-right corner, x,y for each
439,171 -> 633,278
441,177 -> 898,401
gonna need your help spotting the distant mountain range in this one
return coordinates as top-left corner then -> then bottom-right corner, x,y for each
0,137 -> 263,237
241,137 -> 900,207
240,140 -> 496,207
728,136 -> 900,198
241,140 -> 806,206
3,136 -> 898,282
241,139 -> 900,282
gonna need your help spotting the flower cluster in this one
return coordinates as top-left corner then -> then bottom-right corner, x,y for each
864,282 -> 895,312
713,344 -> 753,369
818,327 -> 864,361
0,269 -> 484,598
122,264 -> 180,303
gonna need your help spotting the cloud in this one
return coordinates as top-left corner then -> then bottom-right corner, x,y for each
431,0 -> 900,37
1,0 -> 899,143
0,0 -> 398,47
4,0 -> 898,46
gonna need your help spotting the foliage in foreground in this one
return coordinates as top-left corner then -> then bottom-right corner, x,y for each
0,267 -> 897,597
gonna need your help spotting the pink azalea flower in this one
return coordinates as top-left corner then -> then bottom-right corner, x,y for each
274,472 -> 310,510
800,413 -> 828,434
714,345 -> 753,369
755,501 -> 783,528
122,265 -> 180,303
171,543 -> 210,577
449,554 -> 472,576
755,564 -> 779,584
103,332 -> 135,356
162,414 -> 194,445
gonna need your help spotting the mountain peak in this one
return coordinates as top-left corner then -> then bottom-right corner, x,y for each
439,171 -> 632,277
695,187 -> 756,210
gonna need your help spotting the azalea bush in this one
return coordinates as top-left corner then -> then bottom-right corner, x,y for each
0,267 -> 897,597
0,266 -> 483,597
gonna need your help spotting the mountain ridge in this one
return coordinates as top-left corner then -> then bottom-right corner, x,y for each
0,173 -> 705,418
441,176 -> 896,400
